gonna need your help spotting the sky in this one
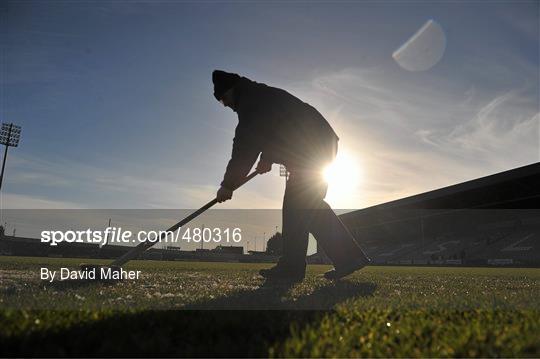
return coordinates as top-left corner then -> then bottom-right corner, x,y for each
1,0 -> 539,212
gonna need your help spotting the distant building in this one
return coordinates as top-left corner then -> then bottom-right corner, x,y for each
212,245 -> 243,255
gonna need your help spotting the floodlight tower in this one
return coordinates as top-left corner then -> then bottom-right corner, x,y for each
0,123 -> 22,191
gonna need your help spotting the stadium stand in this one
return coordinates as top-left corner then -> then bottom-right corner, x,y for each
338,162 -> 540,267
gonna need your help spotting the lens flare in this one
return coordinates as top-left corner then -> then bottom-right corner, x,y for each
392,19 -> 446,72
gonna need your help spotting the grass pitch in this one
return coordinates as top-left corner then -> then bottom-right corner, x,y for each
1,256 -> 539,357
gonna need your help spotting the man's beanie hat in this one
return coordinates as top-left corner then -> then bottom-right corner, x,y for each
213,70 -> 241,100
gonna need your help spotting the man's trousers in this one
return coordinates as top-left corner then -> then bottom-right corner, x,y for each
278,141 -> 370,273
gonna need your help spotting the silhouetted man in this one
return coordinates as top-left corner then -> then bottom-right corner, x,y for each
213,70 -> 370,282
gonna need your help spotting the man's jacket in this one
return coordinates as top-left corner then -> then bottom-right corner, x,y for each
221,77 -> 339,190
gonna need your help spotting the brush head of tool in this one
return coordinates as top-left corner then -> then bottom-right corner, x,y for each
79,263 -> 124,282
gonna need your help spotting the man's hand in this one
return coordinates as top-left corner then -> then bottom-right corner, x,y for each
256,159 -> 272,174
216,186 -> 233,203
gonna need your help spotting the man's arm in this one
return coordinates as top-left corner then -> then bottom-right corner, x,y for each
220,120 -> 261,191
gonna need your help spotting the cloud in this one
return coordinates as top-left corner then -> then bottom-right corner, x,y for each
5,153 -> 283,209
0,193 -> 83,209
285,59 -> 538,207
6,57 -> 537,210
416,88 -> 539,167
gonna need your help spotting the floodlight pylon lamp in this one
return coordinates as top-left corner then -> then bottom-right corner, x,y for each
0,123 -> 22,147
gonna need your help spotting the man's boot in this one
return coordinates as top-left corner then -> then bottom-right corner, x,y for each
323,256 -> 371,280
259,264 -> 305,283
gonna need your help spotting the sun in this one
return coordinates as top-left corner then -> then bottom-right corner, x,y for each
322,151 -> 362,207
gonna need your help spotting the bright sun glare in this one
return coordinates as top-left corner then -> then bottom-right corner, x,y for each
322,151 -> 362,207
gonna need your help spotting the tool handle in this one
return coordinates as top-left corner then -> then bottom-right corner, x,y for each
111,171 -> 258,266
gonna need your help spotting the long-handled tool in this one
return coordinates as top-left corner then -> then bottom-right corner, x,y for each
80,171 -> 258,279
